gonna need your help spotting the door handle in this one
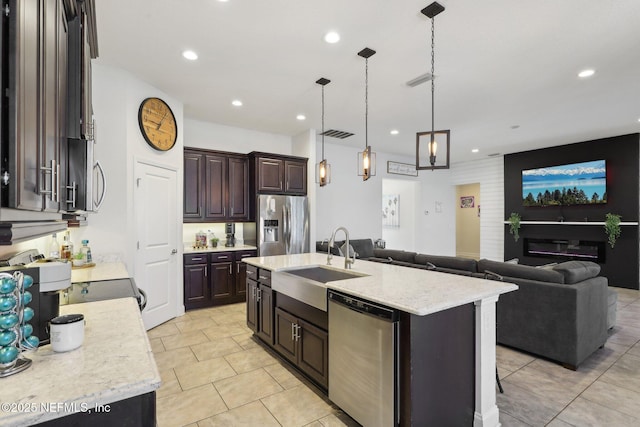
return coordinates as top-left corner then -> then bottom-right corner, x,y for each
256,288 -> 262,302
291,323 -> 296,341
228,264 -> 232,275
171,249 -> 177,255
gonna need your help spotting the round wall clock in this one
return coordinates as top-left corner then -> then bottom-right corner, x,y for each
138,97 -> 178,151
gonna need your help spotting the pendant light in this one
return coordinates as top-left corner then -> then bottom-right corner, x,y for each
416,2 -> 450,170
316,78 -> 331,187
357,47 -> 377,181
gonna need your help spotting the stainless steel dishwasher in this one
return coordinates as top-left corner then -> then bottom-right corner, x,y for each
328,290 -> 399,427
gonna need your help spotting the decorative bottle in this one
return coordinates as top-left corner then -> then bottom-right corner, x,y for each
80,240 -> 92,264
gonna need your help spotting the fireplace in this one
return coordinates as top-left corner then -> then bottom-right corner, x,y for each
523,238 -> 606,263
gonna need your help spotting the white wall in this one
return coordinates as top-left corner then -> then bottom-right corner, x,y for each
450,156 -> 504,261
382,179 -> 419,251
315,141 -> 456,255
184,119 -> 291,154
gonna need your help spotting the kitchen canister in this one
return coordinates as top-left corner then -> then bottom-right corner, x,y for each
50,314 -> 85,352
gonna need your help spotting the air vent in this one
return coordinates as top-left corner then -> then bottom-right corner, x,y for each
406,72 -> 434,87
487,153 -> 502,157
321,129 -> 354,139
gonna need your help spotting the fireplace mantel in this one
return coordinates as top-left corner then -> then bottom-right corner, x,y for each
502,221 -> 639,226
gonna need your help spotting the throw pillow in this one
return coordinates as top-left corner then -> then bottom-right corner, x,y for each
552,261 -> 601,284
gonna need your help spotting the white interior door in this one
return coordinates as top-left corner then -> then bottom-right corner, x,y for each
134,161 -> 179,330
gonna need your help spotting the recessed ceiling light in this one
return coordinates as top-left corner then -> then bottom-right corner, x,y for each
218,0 -> 229,3
182,50 -> 198,60
471,148 -> 479,153
296,114 -> 306,121
324,31 -> 340,44
637,117 -> 640,123
390,129 -> 399,135
231,100 -> 243,107
578,69 -> 595,78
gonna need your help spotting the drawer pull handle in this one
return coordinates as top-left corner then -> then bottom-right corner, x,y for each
191,257 -> 203,261
259,275 -> 268,280
218,256 -> 228,259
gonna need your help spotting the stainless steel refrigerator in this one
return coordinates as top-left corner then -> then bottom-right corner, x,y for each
257,195 -> 309,256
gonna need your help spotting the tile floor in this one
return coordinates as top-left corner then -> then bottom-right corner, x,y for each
148,286 -> 640,426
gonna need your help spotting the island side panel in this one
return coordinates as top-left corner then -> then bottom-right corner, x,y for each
399,303 -> 475,426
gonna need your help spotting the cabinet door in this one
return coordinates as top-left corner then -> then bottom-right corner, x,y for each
210,261 -> 233,302
56,0 -> 69,212
298,319 -> 329,388
257,158 -> 284,193
246,279 -> 258,333
257,285 -> 274,344
183,152 -> 204,220
184,263 -> 209,310
274,307 -> 297,364
234,251 -> 257,298
204,154 -> 227,220
228,157 -> 249,220
9,0 -> 42,210
285,160 -> 307,195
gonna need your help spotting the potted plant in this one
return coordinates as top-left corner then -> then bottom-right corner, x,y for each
72,252 -> 85,267
508,212 -> 521,242
210,237 -> 219,248
604,213 -> 622,248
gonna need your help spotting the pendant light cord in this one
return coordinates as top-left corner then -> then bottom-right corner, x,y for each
431,16 -> 435,139
365,57 -> 369,150
321,84 -> 325,160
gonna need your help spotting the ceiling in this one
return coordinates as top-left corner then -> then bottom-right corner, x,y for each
94,0 -> 640,163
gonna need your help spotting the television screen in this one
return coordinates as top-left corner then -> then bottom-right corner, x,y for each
522,160 -> 607,206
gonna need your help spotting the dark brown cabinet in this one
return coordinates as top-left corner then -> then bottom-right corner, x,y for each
4,0 -> 70,212
274,307 -> 328,388
183,149 -> 249,222
184,250 -> 256,310
183,254 -> 210,310
66,0 -> 96,140
250,153 -> 308,196
246,266 -> 274,344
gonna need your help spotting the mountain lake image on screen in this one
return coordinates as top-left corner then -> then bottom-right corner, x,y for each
522,160 -> 607,207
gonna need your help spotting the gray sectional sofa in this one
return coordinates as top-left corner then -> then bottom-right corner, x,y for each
316,238 -> 615,369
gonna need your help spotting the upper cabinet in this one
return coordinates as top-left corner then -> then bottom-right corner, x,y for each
183,148 -> 250,223
3,0 -> 72,213
250,152 -> 308,196
66,0 -> 98,139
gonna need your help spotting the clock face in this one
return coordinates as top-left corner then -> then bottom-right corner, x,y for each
138,97 -> 178,151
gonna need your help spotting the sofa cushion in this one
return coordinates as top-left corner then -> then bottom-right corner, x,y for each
372,249 -> 417,264
348,239 -> 375,259
552,261 -> 601,284
415,254 -> 478,273
316,241 -> 341,256
478,259 -> 565,284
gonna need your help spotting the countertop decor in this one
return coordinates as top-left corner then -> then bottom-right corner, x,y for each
183,244 -> 257,254
0,298 -> 160,426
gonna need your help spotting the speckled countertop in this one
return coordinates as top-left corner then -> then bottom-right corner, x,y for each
0,298 -> 160,426
243,253 -> 518,316
71,262 -> 130,283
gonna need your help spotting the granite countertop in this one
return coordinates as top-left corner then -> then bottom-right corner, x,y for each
244,253 -> 518,316
71,262 -> 130,283
0,298 -> 160,426
184,244 -> 257,254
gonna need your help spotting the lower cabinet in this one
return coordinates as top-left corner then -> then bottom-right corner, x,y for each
274,307 -> 328,389
184,250 -> 256,310
246,265 -> 274,344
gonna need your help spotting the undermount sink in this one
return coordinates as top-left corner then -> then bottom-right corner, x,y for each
282,266 -> 367,283
271,265 -> 368,311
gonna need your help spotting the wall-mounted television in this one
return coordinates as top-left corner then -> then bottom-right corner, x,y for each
522,160 -> 607,206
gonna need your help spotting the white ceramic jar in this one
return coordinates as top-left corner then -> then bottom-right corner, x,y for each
50,314 -> 85,352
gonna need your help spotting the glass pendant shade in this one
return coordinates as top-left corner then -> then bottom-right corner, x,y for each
357,146 -> 376,180
416,130 -> 450,170
316,159 -> 331,186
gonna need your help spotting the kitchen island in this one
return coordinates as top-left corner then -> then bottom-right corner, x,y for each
244,253 -> 517,427
0,298 -> 160,427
